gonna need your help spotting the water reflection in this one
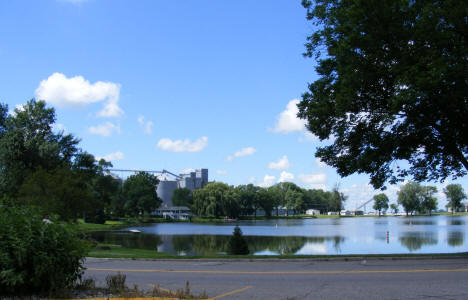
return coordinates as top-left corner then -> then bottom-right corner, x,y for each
89,215 -> 468,255
402,220 -> 436,226
90,232 -> 348,255
447,232 -> 464,247
399,232 -> 437,251
90,231 -> 162,250
448,219 -> 465,226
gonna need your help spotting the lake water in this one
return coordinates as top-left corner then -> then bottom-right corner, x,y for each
90,215 -> 468,255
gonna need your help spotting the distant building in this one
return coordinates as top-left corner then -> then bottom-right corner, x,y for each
306,209 -> 320,216
157,168 -> 208,208
448,202 -> 468,213
154,206 -> 192,220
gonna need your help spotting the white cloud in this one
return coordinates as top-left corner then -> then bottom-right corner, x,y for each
88,122 -> 120,137
248,176 -> 256,184
8,104 -> 25,116
298,131 -> 319,142
268,155 -> 291,170
96,151 -> 125,162
278,171 -> 294,183
273,99 -> 306,133
97,98 -> 123,118
35,72 -> 123,118
157,136 -> 208,152
316,158 -> 328,168
137,115 -> 153,134
216,170 -> 228,175
226,147 -> 257,161
259,175 -> 276,188
298,173 -> 327,190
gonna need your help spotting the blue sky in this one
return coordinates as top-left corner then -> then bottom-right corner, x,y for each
1,0 -> 466,210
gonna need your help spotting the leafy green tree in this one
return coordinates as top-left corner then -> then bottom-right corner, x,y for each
444,184 -> 467,214
90,159 -> 121,209
274,182 -> 303,216
222,188 -> 240,219
236,184 -> 256,216
171,187 -> 193,207
303,189 -> 329,213
257,188 -> 274,217
17,166 -> 93,221
299,0 -> 468,189
192,182 -> 237,218
419,186 -> 438,215
227,226 -> 249,255
390,203 -> 399,214
285,189 -> 301,216
329,185 -> 347,215
373,193 -> 389,216
398,182 -> 422,215
0,100 -> 79,197
267,186 -> 283,216
122,172 -> 160,217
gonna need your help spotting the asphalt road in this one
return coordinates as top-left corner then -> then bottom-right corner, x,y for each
84,257 -> 468,299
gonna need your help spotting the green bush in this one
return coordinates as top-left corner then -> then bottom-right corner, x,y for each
227,226 -> 249,255
0,205 -> 89,296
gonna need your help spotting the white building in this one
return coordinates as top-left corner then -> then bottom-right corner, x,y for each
154,206 -> 192,220
306,209 -> 320,216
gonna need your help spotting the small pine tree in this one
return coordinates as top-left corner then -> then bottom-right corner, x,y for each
228,226 -> 249,255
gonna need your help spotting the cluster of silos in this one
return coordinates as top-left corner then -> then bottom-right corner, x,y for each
157,168 -> 208,208
157,180 -> 178,208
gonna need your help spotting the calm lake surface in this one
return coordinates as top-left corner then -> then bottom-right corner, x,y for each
90,215 -> 468,255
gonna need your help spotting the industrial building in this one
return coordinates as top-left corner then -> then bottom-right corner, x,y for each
157,168 -> 208,208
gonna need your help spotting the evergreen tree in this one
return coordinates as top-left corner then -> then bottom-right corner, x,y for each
227,226 -> 249,255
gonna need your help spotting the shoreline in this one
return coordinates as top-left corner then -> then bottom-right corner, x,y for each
86,251 -> 468,261
76,211 -> 468,232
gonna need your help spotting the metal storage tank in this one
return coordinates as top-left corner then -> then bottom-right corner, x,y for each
157,180 -> 178,207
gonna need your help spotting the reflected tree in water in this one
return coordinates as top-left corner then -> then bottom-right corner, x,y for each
449,219 -> 465,226
332,236 -> 345,253
399,232 -> 438,252
447,232 -> 464,247
90,231 -> 163,250
191,235 -> 230,255
172,235 -> 194,254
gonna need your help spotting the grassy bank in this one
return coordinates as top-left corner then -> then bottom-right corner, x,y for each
75,219 -> 127,232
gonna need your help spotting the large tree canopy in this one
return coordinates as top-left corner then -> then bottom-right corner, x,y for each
298,0 -> 467,189
0,100 -> 79,197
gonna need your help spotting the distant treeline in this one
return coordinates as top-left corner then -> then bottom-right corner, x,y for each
0,100 -> 160,223
172,182 -> 347,218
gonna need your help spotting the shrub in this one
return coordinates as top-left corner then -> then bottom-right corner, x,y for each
0,205 -> 88,296
106,272 -> 127,294
227,226 -> 249,255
